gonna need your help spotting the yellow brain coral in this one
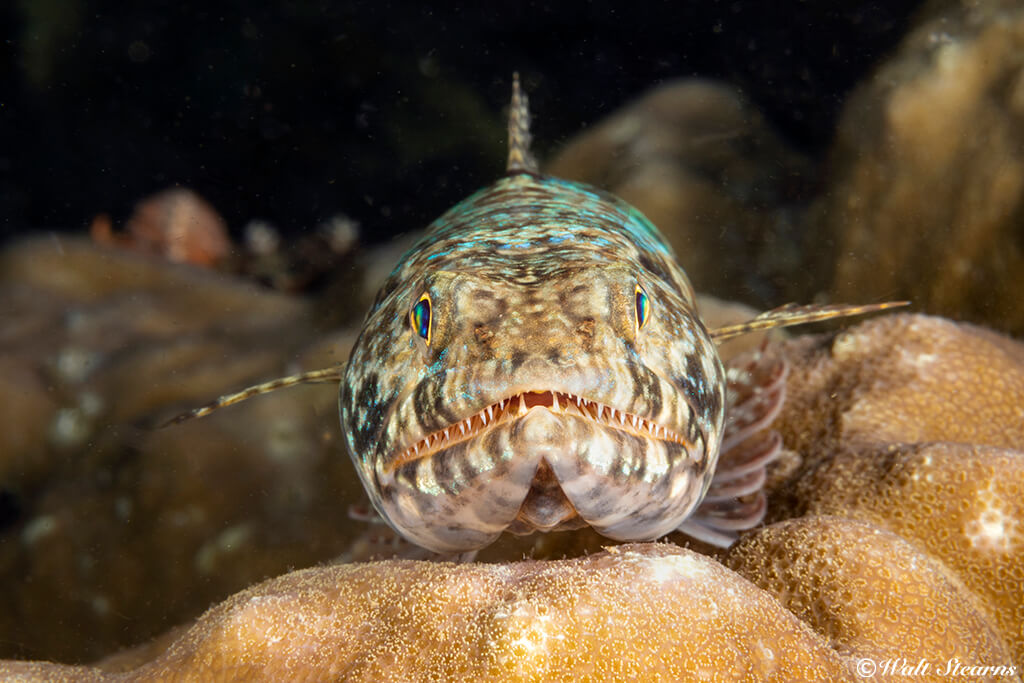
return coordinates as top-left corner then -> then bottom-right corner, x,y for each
774,314 -> 1024,458
725,516 -> 1016,677
761,314 -> 1024,666
0,544 -> 853,682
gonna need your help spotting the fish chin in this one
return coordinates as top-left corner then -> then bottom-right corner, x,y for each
371,394 -> 712,554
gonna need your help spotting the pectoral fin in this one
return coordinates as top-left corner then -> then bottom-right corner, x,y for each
709,301 -> 909,342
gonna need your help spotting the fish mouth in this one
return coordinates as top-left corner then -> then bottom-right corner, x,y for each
387,389 -> 691,473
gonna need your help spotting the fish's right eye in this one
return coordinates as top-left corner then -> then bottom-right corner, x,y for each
410,293 -> 432,345
635,284 -> 652,331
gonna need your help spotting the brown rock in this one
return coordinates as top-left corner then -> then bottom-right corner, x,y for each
0,237 -> 364,662
547,80 -> 814,306
820,0 -> 1024,335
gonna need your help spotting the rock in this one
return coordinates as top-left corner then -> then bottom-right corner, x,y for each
0,237 -> 365,662
818,0 -> 1024,335
546,80 -> 815,307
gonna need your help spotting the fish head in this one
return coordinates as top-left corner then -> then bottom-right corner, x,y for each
341,254 -> 725,553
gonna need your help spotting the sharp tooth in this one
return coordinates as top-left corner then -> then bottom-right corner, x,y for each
618,411 -> 626,424
575,395 -> 582,406
485,406 -> 493,422
631,415 -> 639,428
519,394 -> 527,414
443,428 -> 450,441
459,421 -> 467,435
596,404 -> 604,420
552,393 -> 560,411
499,398 -> 506,409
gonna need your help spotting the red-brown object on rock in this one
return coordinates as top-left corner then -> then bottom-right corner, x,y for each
91,188 -> 231,267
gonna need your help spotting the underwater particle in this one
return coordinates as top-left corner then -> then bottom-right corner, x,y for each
47,406 -> 92,450
127,40 -> 152,63
194,523 -> 256,576
319,214 -> 359,254
244,220 -> 281,256
54,347 -> 102,385
21,515 -> 58,547
114,497 -> 132,522
265,415 -> 310,463
91,595 -> 112,617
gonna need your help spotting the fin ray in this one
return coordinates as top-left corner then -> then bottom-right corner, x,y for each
160,366 -> 343,427
709,301 -> 909,342
507,72 -> 539,174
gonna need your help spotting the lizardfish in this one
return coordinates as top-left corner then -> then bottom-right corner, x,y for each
169,75 -> 903,554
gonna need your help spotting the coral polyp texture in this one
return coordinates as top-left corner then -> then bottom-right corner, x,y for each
2,313 -> 1022,682
0,545 -> 853,681
765,313 -> 1024,666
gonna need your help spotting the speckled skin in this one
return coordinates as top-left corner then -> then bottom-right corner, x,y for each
340,172 -> 726,553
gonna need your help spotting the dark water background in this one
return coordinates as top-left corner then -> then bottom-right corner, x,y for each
1,1 -> 921,245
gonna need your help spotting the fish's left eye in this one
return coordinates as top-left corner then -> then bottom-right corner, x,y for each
635,285 -> 651,330
410,293 -> 432,344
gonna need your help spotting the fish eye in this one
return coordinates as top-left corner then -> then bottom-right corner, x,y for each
635,284 -> 651,330
410,293 -> 432,344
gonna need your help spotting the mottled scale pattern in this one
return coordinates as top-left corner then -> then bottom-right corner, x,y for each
340,172 -> 728,553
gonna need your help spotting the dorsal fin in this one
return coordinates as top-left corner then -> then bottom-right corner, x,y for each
507,72 -> 539,174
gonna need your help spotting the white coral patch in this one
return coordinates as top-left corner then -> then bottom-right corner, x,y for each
494,602 -> 566,676
964,482 -> 1018,553
637,551 -> 712,583
902,349 -> 938,368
